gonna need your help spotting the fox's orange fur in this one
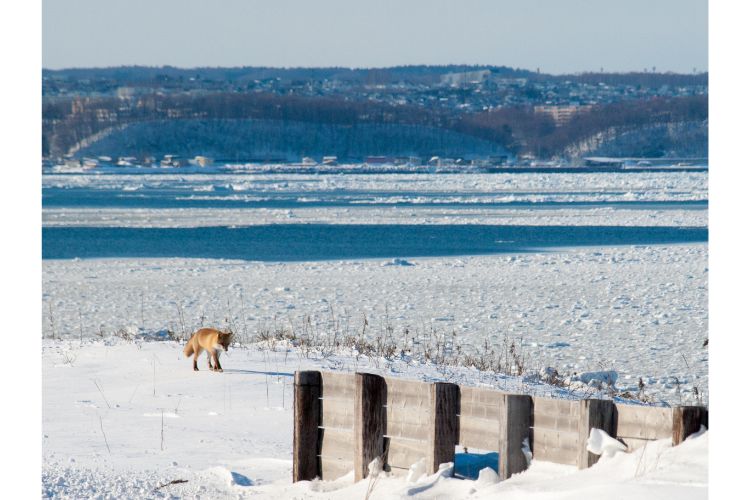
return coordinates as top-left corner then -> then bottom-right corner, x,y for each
183,328 -> 233,372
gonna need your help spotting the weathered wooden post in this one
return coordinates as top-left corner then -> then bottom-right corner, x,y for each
577,399 -> 615,469
427,382 -> 459,473
354,373 -> 387,481
672,406 -> 708,445
293,370 -> 322,481
498,394 -> 533,479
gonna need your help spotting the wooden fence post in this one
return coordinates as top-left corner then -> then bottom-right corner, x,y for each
293,370 -> 322,482
577,399 -> 615,469
498,394 -> 533,479
427,382 -> 459,473
354,373 -> 386,481
672,406 -> 708,445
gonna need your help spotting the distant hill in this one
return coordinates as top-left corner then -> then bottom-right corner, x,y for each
42,65 -> 707,161
44,93 -> 707,161
564,121 -> 708,159
72,119 -> 510,162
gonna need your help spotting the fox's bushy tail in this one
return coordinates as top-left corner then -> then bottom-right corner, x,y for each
183,338 -> 195,357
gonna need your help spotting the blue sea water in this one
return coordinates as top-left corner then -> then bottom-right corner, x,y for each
42,224 -> 707,261
43,185 -> 707,210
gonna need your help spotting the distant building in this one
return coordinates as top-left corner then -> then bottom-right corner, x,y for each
584,157 -> 626,167
393,156 -> 421,166
428,157 -> 459,167
488,155 -> 509,166
188,155 -> 214,167
533,104 -> 593,125
95,108 -> 118,122
116,156 -> 137,166
471,158 -> 491,167
440,69 -> 491,87
116,87 -> 137,99
472,156 -> 509,167
160,154 -> 183,167
81,157 -> 99,169
365,156 -> 395,165
322,156 -> 338,166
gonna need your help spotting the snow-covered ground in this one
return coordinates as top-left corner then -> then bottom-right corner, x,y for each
42,338 -> 707,499
41,171 -> 708,199
43,245 -> 708,406
42,204 -> 707,228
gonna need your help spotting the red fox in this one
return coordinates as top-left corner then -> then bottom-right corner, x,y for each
183,328 -> 234,372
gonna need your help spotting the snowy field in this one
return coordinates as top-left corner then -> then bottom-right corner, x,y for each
41,171 -> 708,197
42,338 -> 708,499
43,245 -> 707,406
42,204 -> 706,228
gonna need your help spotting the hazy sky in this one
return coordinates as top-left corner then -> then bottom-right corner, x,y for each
42,0 -> 707,74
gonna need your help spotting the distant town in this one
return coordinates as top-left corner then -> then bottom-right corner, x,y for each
42,65 -> 708,168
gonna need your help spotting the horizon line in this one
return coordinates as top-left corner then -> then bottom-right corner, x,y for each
42,64 -> 708,77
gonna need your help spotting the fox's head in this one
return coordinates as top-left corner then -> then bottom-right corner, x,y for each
219,331 -> 234,351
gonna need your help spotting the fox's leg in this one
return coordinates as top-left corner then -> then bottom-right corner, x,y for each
207,350 -> 215,371
193,345 -> 203,371
214,351 -> 223,372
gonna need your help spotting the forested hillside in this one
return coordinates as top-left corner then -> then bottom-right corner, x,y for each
73,120 -> 510,161
42,65 -> 708,161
